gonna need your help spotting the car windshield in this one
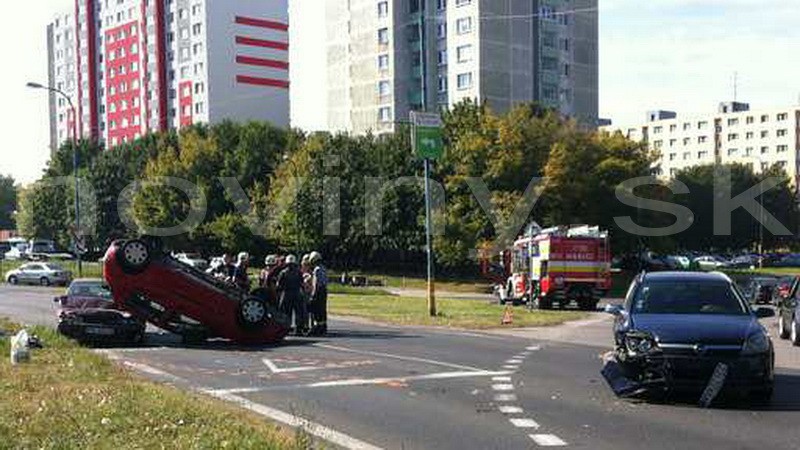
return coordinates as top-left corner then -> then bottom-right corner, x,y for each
44,264 -> 64,271
632,280 -> 748,315
68,282 -> 112,299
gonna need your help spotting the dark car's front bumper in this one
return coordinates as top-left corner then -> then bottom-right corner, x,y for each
57,317 -> 145,344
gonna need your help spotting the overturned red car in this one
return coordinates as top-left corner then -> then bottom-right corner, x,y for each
103,238 -> 289,345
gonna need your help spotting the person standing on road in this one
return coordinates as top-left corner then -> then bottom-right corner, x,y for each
308,251 -> 328,336
277,255 -> 306,335
232,252 -> 251,291
218,253 -> 236,281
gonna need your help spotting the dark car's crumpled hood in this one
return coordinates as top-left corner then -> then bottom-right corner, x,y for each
630,314 -> 758,345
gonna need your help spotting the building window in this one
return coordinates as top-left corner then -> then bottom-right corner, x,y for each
195,102 -> 205,114
746,116 -> 754,124
683,152 -> 690,160
437,22 -> 446,38
378,28 -> 389,44
778,160 -> 788,168
437,0 -> 446,10
192,43 -> 203,55
378,1 -> 389,18
777,112 -> 788,121
653,140 -> 663,149
698,151 -> 708,159
437,49 -> 447,65
378,80 -> 391,97
682,123 -> 690,130
761,114 -> 768,123
727,133 -> 738,141
456,17 -> 472,34
378,106 -> 392,122
669,153 -> 676,161
727,148 -> 738,156
438,75 -> 447,93
777,129 -> 788,137
192,23 -> 202,36
698,136 -> 707,143
683,137 -> 690,145
761,130 -> 768,138
378,54 -> 389,70
746,131 -> 754,139
456,0 -> 471,5
180,28 -> 189,39
110,102 -> 117,113
653,126 -> 662,134
727,118 -> 739,126
195,82 -> 204,94
182,105 -> 191,116
456,44 -> 472,62
761,146 -> 769,154
669,139 -> 677,147
777,144 -> 788,152
669,124 -> 677,132
457,72 -> 473,90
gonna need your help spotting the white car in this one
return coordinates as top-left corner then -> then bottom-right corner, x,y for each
693,256 -> 730,271
5,262 -> 73,286
174,253 -> 209,271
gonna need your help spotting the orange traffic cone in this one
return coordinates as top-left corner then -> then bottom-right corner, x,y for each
501,305 -> 513,325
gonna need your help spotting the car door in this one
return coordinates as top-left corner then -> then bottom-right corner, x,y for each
25,264 -> 44,283
17,264 -> 35,283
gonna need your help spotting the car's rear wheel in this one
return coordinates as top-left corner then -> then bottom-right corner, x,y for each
39,277 -> 50,287
118,239 -> 151,273
239,296 -> 267,330
7,275 -> 17,285
778,316 -> 790,339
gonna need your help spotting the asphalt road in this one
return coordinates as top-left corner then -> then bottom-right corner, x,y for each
2,284 -> 800,449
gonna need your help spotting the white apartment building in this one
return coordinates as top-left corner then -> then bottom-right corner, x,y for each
325,0 -> 598,135
46,0 -> 289,152
610,102 -> 800,184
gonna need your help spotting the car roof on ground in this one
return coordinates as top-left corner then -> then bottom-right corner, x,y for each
642,271 -> 730,282
70,278 -> 104,284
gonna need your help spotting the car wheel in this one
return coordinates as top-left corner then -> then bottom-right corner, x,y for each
39,277 -> 51,287
538,296 -> 553,310
792,319 -> 800,347
118,239 -> 151,273
239,296 -> 267,330
778,316 -> 790,339
7,275 -> 17,285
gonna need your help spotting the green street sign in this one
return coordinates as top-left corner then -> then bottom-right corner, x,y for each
411,111 -> 444,160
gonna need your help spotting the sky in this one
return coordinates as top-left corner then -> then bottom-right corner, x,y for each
2,0 -> 800,185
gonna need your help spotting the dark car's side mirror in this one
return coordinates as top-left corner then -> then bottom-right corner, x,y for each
755,307 -> 775,319
604,304 -> 624,316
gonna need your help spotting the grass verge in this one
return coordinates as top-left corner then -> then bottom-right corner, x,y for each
329,294 -> 587,329
329,271 -> 492,294
0,318 -> 303,449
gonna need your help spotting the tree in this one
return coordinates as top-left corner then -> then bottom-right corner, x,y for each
0,174 -> 16,229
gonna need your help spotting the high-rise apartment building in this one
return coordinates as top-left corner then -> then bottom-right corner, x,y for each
325,0 -> 598,134
46,0 -> 289,152
607,102 -> 800,184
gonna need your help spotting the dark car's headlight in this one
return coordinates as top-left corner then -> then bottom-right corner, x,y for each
624,332 -> 660,356
742,332 -> 770,355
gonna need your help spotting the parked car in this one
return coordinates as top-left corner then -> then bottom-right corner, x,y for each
103,238 -> 289,344
4,244 -> 28,261
742,277 -> 777,305
770,254 -> 800,268
174,252 -> 209,271
693,256 -> 731,271
5,262 -> 72,286
55,279 -> 146,345
665,255 -> 691,270
604,271 -> 774,402
729,255 -> 758,269
777,280 -> 800,346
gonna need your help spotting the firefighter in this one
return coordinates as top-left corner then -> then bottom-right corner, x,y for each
277,255 -> 306,335
232,252 -> 251,291
308,251 -> 328,336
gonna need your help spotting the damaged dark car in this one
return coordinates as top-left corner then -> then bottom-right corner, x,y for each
602,272 -> 775,405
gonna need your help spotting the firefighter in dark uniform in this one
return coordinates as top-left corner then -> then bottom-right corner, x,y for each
308,251 -> 328,336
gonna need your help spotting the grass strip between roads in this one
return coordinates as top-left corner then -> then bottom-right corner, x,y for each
0,318 -> 303,450
329,294 -> 587,329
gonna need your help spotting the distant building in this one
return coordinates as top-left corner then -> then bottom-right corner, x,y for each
324,0 -> 599,134
45,0 -> 289,153
605,102 -> 800,184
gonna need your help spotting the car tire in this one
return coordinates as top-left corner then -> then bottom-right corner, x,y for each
792,319 -> 800,347
538,296 -> 553,310
778,316 -> 790,339
238,296 -> 268,330
39,277 -> 50,287
7,275 -> 17,285
118,239 -> 151,274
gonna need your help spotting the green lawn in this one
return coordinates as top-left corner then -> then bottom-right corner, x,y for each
0,318 -> 303,449
329,294 -> 587,329
329,271 -> 492,294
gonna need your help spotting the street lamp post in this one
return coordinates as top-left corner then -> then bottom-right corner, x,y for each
27,82 -> 83,277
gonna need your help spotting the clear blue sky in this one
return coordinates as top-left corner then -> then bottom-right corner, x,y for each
2,0 -> 799,185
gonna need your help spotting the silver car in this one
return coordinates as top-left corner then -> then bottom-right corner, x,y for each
5,262 -> 72,286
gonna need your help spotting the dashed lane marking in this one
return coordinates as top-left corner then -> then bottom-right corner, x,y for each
529,434 -> 567,447
506,359 -> 523,364
526,345 -> 541,351
491,384 -> 515,391
498,406 -> 523,414
492,376 -> 512,382
494,394 -> 518,402
503,365 -> 519,370
509,418 -> 540,429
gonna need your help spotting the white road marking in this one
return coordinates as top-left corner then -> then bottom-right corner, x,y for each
263,358 -> 323,374
526,345 -> 541,351
208,390 -> 383,450
502,365 -> 519,370
494,394 -> 517,402
492,384 -> 514,391
509,418 -> 540,429
492,376 -> 511,382
506,359 -> 523,364
104,353 -> 187,384
529,434 -> 567,446
314,343 -> 486,372
211,370 -> 513,394
498,406 -> 523,414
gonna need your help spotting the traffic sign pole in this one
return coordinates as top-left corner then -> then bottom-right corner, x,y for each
423,157 -> 436,317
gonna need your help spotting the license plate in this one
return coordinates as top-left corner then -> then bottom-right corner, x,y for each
699,362 -> 729,407
86,327 -> 115,336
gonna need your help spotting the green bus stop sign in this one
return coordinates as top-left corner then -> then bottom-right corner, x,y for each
410,111 -> 443,160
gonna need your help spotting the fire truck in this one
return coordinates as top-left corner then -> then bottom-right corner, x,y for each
493,223 -> 612,310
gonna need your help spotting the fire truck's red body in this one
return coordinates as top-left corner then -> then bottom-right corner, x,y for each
492,224 -> 611,310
